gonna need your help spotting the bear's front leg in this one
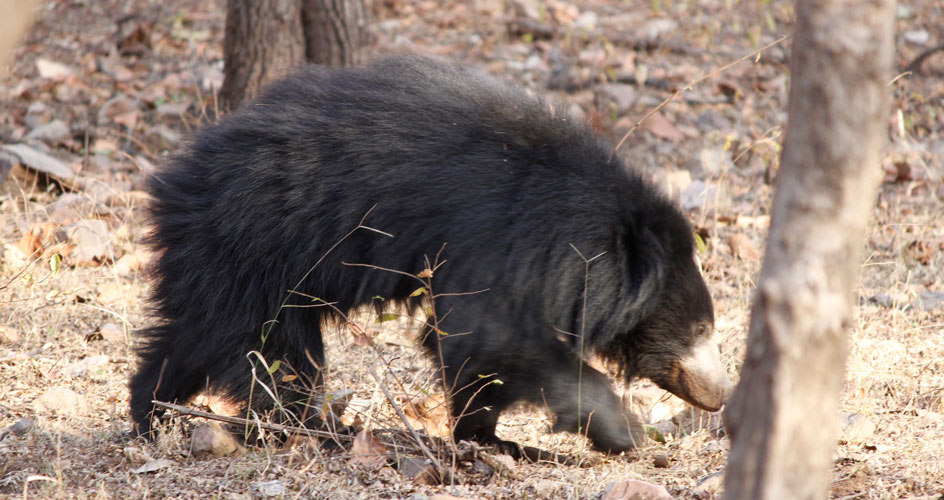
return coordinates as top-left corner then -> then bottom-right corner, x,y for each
541,355 -> 645,454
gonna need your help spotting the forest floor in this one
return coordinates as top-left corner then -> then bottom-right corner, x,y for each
1,0 -> 943,499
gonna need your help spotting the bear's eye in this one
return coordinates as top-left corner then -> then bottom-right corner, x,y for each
694,324 -> 709,337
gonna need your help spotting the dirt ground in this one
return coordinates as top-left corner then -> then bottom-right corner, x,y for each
1,0 -> 943,499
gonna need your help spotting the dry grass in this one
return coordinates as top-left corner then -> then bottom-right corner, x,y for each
2,0 -> 944,498
2,157 -> 941,499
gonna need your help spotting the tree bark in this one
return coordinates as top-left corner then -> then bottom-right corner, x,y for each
722,1 -> 895,499
0,0 -> 38,73
302,0 -> 369,67
220,0 -> 306,111
220,0 -> 368,111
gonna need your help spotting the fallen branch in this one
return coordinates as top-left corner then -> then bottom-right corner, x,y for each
905,42 -> 944,74
151,400 -> 355,441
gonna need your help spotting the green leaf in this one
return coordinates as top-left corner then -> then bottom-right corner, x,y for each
693,232 -> 707,254
377,313 -> 399,323
49,254 -> 61,275
267,360 -> 281,375
409,287 -> 427,297
644,424 -> 666,443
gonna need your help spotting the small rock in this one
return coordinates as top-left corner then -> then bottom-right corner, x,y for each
866,293 -> 897,308
681,180 -> 721,211
34,387 -> 85,416
190,422 -> 245,458
652,453 -> 669,468
482,452 -> 516,475
132,458 -> 174,474
25,101 -> 53,129
603,479 -> 674,500
145,125 -> 181,152
574,11 -> 598,29
531,479 -> 564,498
1,143 -> 76,181
64,354 -> 109,378
695,110 -> 731,134
510,0 -> 541,20
155,102 -> 189,124
692,471 -> 724,498
903,30 -> 930,45
472,459 -> 494,476
642,18 -> 678,39
98,94 -> 137,125
398,456 -> 440,485
595,83 -> 640,114
26,120 -> 71,143
36,58 -> 75,80
0,418 -> 36,440
255,480 -> 285,497
841,412 -> 876,442
916,291 -> 944,312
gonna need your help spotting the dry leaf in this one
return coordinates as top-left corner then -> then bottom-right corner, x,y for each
113,247 -> 152,275
58,218 -> 113,266
729,233 -> 761,260
397,456 -> 439,485
349,430 -> 388,469
399,393 -> 451,437
643,111 -> 685,142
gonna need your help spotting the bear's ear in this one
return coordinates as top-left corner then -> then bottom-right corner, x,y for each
618,224 -> 666,326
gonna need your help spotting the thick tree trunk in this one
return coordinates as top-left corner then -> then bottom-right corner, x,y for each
302,0 -> 369,67
722,1 -> 895,499
220,0 -> 306,110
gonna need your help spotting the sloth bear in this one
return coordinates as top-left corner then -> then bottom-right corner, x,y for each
130,56 -> 732,454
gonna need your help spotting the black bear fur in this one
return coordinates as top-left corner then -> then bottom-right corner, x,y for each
130,56 -> 718,454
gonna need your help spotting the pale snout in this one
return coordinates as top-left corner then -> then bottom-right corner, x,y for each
673,336 -> 734,411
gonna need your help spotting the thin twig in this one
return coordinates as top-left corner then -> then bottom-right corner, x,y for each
613,34 -> 792,152
151,400 -> 354,441
368,368 -> 441,469
904,42 -> 944,74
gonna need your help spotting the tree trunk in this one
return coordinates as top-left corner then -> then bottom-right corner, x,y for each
220,0 -> 306,111
722,1 -> 895,499
220,0 -> 368,111
302,0 -> 369,67
0,0 -> 38,73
